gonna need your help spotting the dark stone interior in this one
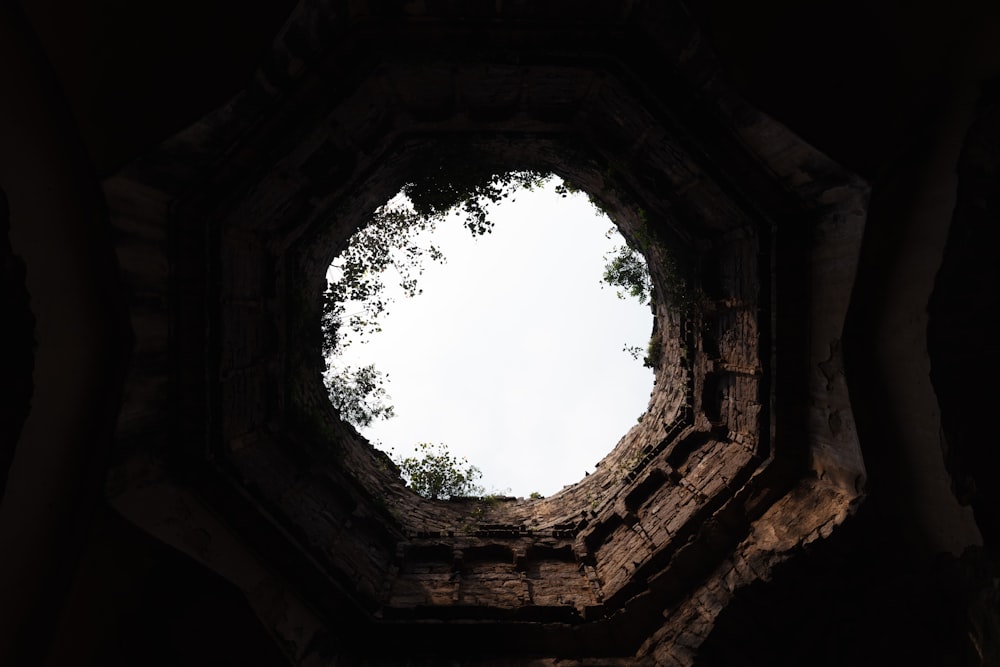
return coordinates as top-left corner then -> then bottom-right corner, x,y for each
2,1 -> 998,665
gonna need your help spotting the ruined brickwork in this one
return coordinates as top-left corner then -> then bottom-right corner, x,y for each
91,2 -> 876,663
9,0 -> 1000,663
9,0 -> 1000,667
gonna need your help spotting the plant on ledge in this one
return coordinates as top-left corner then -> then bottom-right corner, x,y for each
394,442 -> 484,500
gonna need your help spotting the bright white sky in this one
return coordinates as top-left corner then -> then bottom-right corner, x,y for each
326,179 -> 654,497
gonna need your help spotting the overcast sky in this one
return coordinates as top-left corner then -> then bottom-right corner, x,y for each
327,179 -> 654,497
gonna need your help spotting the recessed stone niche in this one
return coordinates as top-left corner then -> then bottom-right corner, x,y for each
104,1 -> 868,663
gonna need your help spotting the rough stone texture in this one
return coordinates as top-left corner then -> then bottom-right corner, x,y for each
5,0 -> 999,665
95,0 -> 866,662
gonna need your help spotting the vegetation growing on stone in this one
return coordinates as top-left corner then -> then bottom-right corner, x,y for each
325,363 -> 395,429
394,442 -> 484,500
645,335 -> 663,369
321,157 -> 548,431
402,149 -> 547,236
602,240 -> 652,304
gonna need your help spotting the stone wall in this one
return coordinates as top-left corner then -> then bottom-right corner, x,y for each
99,0 -> 867,662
